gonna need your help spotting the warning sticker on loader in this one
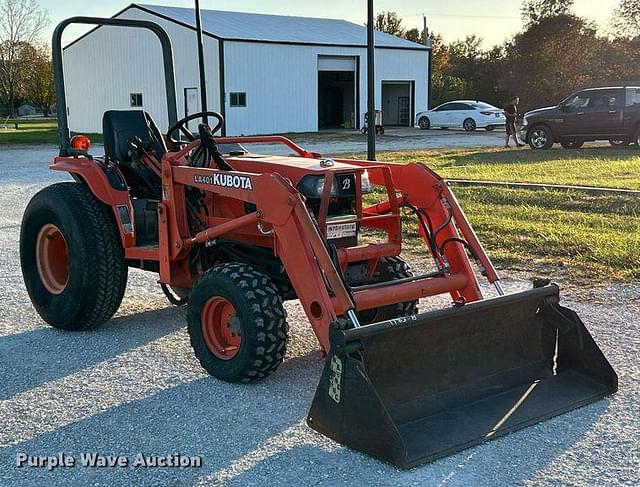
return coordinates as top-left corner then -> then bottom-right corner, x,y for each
328,356 -> 343,404
327,222 -> 357,240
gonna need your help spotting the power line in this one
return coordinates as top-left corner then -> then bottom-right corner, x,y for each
405,12 -> 520,20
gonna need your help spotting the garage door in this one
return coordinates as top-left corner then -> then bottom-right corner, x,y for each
318,56 -> 356,72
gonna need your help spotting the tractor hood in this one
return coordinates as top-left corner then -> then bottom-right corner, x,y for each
227,154 -> 365,185
230,154 -> 361,172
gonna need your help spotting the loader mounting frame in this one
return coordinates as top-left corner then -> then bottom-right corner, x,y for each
52,134 -> 502,353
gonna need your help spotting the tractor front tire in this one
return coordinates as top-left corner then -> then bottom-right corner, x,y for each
356,256 -> 419,325
20,182 -> 128,330
188,263 -> 288,383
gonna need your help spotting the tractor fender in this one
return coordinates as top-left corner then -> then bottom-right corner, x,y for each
51,157 -> 130,207
51,158 -> 134,248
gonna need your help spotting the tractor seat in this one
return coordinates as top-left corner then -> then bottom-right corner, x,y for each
103,110 -> 167,198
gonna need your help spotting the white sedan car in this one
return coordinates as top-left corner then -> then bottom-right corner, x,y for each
416,101 -> 506,132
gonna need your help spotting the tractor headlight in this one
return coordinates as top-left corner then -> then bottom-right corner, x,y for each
299,173 -> 370,198
299,175 -> 339,198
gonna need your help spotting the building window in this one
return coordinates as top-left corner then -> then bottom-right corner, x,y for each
130,93 -> 143,107
230,92 -> 247,107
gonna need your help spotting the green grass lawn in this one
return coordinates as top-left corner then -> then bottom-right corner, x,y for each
361,147 -> 640,281
449,187 -> 638,280
0,119 -> 102,146
0,119 -> 59,145
377,146 -> 640,190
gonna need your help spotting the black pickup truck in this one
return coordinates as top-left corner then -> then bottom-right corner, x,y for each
521,86 -> 640,149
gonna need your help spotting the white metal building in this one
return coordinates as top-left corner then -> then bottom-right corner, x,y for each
64,4 -> 431,136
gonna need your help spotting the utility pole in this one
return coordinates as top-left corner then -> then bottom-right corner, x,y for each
367,0 -> 376,161
195,0 -> 208,123
424,14 -> 431,110
423,14 -> 428,45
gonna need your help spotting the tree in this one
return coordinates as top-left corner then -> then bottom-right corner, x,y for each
404,27 -> 427,45
422,33 -> 469,107
23,43 -> 54,116
613,0 -> 640,38
431,73 -> 468,107
374,11 -> 405,37
0,0 -> 48,117
522,0 -> 574,24
500,14 -> 603,110
428,33 -> 449,73
430,35 -> 505,105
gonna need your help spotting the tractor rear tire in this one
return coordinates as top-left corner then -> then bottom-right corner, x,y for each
188,263 -> 289,383
20,182 -> 128,330
356,256 -> 419,325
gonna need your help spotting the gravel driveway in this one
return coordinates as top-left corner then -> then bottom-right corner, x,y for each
251,127 -> 507,156
0,145 -> 638,486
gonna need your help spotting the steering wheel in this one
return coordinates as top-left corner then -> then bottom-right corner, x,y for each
167,111 -> 225,143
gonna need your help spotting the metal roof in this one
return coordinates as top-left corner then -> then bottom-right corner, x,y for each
134,4 -> 429,50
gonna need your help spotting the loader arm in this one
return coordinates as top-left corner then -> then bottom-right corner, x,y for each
162,138 -> 510,352
169,160 -> 355,352
342,159 -> 501,299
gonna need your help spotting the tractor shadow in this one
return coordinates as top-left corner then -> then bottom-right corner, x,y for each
0,352 -> 324,486
0,306 -> 186,400
0,337 -> 615,487
197,398 -> 612,487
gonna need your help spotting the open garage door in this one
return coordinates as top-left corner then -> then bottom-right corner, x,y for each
382,81 -> 415,127
318,56 -> 358,130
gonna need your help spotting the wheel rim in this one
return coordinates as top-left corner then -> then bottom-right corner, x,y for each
464,119 -> 475,131
201,297 -> 241,360
35,223 -> 69,295
420,118 -> 429,129
531,130 -> 547,148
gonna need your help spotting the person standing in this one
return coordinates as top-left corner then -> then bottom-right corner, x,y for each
504,97 -> 525,148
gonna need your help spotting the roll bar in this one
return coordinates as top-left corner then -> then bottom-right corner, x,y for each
53,17 -> 178,157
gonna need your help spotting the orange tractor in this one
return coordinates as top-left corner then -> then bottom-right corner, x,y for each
20,16 -> 617,469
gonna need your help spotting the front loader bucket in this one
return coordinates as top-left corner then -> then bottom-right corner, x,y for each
307,285 -> 617,469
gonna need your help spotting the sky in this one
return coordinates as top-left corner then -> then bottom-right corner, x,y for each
40,0 -> 621,47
